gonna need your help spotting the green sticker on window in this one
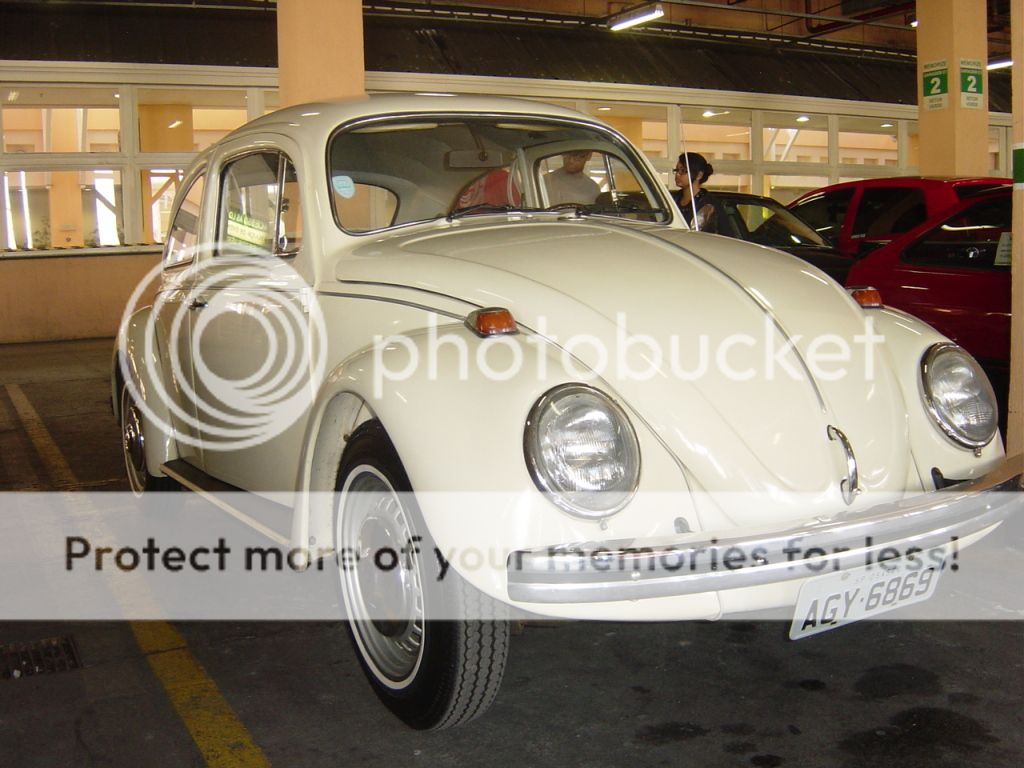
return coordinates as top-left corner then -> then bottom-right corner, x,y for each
1014,146 -> 1024,186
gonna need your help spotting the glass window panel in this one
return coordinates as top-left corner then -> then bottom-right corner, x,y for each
764,175 -> 830,205
763,112 -> 827,163
905,121 -> 920,168
594,102 -> 669,159
138,88 -> 248,152
837,116 -> 898,167
679,108 -> 752,162
3,169 -> 123,250
790,187 -> 855,242
218,152 -> 280,255
263,90 -> 280,114
165,173 -> 205,267
1,86 -> 121,153
988,127 -> 1003,174
141,168 -> 187,244
902,196 -> 1011,271
279,160 -> 303,254
852,187 -> 926,238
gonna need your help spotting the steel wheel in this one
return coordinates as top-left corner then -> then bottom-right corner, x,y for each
120,386 -> 177,495
338,465 -> 426,686
334,421 -> 509,730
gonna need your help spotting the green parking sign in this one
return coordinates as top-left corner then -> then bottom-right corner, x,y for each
960,58 -> 984,109
922,60 -> 949,110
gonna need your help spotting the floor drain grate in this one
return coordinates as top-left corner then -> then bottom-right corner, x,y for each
2,636 -> 82,679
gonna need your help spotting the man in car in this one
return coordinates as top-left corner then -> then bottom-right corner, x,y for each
545,150 -> 601,206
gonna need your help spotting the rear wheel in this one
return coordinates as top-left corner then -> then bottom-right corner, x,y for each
120,386 -> 178,495
335,421 -> 509,730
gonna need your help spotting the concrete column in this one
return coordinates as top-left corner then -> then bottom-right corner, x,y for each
915,0 -> 989,176
48,110 -> 85,247
276,0 -> 365,107
1007,0 -> 1023,456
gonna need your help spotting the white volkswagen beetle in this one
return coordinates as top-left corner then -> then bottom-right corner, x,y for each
114,94 -> 1021,730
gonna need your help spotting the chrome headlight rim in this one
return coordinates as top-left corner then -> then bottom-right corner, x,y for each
524,383 -> 641,519
920,342 -> 998,450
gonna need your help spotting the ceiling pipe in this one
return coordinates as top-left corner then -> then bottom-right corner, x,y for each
798,0 -> 915,40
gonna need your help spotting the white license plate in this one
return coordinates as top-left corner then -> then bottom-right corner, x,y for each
789,557 -> 944,640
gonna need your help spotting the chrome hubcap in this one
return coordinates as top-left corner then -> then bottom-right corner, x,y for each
122,400 -> 147,491
339,467 -> 425,685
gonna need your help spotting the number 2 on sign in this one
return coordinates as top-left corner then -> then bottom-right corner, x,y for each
965,74 -> 978,93
930,76 -> 943,95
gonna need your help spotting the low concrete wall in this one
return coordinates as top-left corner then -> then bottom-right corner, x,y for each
0,251 -> 161,344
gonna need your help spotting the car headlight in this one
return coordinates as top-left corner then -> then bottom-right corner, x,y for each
920,343 -> 998,449
524,384 -> 641,518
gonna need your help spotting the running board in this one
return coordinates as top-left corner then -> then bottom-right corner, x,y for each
161,459 -> 292,547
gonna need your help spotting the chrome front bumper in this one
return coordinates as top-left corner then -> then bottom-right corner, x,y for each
507,456 -> 1024,604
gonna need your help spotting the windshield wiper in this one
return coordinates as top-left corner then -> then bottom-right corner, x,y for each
566,203 -> 668,218
446,204 -> 543,221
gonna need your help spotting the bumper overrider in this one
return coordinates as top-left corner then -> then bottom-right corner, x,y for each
507,456 -> 1024,604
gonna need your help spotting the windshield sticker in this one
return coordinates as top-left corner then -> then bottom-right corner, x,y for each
333,175 -> 356,199
226,210 -> 268,247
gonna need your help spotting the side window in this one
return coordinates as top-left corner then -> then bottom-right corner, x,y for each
164,172 -> 205,267
218,151 -> 302,258
790,188 -> 853,241
332,176 -> 399,233
851,187 -> 926,238
902,197 -> 1011,271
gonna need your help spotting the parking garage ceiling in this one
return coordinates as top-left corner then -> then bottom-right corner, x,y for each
0,0 -> 1013,110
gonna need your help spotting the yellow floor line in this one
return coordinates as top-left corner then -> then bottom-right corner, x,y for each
4,383 -> 270,768
5,383 -> 78,489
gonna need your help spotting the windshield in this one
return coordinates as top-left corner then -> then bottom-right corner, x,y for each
720,196 -> 829,249
327,116 -> 670,233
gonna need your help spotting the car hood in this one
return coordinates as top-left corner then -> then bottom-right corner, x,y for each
340,219 -> 912,520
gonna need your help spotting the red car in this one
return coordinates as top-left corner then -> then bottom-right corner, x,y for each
789,176 -> 1008,259
846,185 -> 1012,427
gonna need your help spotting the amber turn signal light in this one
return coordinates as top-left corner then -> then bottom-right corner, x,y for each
848,287 -> 883,309
466,307 -> 519,337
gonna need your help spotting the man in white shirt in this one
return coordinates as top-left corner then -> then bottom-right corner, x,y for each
545,151 -> 601,206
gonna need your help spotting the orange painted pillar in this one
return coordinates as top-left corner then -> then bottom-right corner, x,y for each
276,0 -> 366,107
48,110 -> 85,247
915,0 -> 989,176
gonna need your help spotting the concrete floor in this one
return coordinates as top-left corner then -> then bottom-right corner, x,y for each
0,339 -> 1021,767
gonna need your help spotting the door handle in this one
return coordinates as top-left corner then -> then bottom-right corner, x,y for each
189,298 -> 208,310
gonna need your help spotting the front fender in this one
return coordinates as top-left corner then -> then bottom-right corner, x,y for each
115,306 -> 179,476
292,323 -> 711,617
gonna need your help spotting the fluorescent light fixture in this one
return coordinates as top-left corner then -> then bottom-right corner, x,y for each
910,19 -> 918,28
113,93 -> 120,99
796,115 -> 810,123
702,109 -> 731,118
987,59 -> 1013,70
608,2 -> 664,31
597,106 -> 612,111
167,119 -> 183,129
880,122 -> 894,128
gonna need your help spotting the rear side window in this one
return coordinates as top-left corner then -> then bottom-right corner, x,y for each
901,196 -> 1011,271
164,172 -> 205,267
218,151 -> 303,258
789,188 -> 853,241
851,187 -> 926,238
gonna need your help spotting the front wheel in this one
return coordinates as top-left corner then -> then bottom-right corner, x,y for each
335,421 -> 509,730
120,386 -> 178,496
